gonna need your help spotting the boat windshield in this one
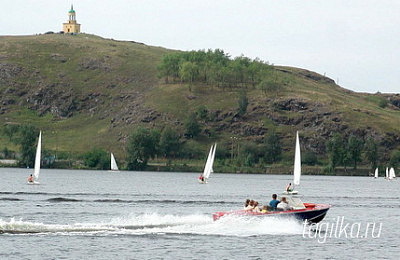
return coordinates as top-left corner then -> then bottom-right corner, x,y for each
279,195 -> 306,209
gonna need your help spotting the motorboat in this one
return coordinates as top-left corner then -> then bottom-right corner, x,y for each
213,196 -> 330,224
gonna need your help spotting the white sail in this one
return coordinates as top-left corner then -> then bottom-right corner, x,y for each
33,131 -> 42,181
293,131 -> 301,186
202,143 -> 217,180
110,153 -> 119,171
389,167 -> 395,179
386,167 -> 389,179
374,168 -> 378,178
210,143 -> 217,174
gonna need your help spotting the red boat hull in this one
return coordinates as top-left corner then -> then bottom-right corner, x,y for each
213,203 -> 330,223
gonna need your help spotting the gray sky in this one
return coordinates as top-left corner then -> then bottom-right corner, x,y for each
2,0 -> 400,93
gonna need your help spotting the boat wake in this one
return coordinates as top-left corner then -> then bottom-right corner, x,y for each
0,213 -> 303,237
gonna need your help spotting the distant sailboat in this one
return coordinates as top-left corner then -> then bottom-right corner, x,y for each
199,143 -> 217,184
374,168 -> 378,178
110,153 -> 119,172
28,131 -> 41,184
389,167 -> 396,180
284,131 -> 301,195
385,167 -> 389,179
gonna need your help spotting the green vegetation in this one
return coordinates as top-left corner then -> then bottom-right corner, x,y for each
3,125 -> 39,167
184,113 -> 201,138
1,34 -> 400,174
263,132 -> 282,164
364,138 -> 378,169
237,91 -> 249,116
126,127 -> 160,170
83,147 -> 109,170
157,49 -> 275,90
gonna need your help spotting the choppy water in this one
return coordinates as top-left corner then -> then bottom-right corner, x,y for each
0,168 -> 399,259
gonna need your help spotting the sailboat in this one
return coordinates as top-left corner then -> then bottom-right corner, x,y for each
283,131 -> 301,195
198,143 -> 217,184
110,152 -> 119,172
374,167 -> 378,178
28,131 -> 41,184
389,167 -> 396,180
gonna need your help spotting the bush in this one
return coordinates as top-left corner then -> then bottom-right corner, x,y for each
378,98 -> 388,108
83,147 -> 109,170
322,164 -> 334,174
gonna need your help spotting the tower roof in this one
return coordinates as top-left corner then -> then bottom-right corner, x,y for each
69,4 -> 75,13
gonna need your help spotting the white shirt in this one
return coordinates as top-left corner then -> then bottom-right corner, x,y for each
277,201 -> 292,211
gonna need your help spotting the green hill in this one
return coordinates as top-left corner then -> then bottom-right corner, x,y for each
1,33 -> 400,170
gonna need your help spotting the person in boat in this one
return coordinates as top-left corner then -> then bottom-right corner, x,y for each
252,201 -> 261,213
27,174 -> 34,183
244,199 -> 250,209
277,197 -> 293,211
269,194 -> 280,210
285,183 -> 292,192
198,174 -> 205,182
261,205 -> 268,213
245,200 -> 255,210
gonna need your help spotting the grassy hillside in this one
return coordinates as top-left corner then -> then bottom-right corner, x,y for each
1,34 -> 400,169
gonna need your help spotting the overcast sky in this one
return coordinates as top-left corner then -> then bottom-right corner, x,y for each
2,0 -> 400,93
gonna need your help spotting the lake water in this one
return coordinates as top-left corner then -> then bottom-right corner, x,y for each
0,168 -> 399,259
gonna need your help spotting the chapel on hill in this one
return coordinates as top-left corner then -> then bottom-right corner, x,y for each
63,5 -> 81,34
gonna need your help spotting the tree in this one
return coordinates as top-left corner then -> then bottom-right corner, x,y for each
231,55 -> 250,85
263,132 -> 282,164
184,113 -> 201,138
160,127 -> 181,158
389,150 -> 400,169
258,75 -> 281,96
83,147 -> 109,170
126,127 -> 160,170
3,124 -> 39,167
179,61 -> 199,92
237,91 -> 249,116
240,141 -> 258,166
326,133 -> 346,169
364,137 -> 378,169
347,135 -> 364,169
247,58 -> 270,88
157,53 -> 181,83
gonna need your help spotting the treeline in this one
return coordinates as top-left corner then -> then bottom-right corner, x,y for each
325,133 -> 400,173
3,124 -> 400,173
74,129 -> 400,172
157,49 -> 288,92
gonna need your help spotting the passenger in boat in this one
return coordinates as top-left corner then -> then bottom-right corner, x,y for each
261,205 -> 268,213
252,201 -> 261,213
277,197 -> 293,211
269,194 -> 280,210
27,174 -> 34,183
245,200 -> 254,210
244,199 -> 251,209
